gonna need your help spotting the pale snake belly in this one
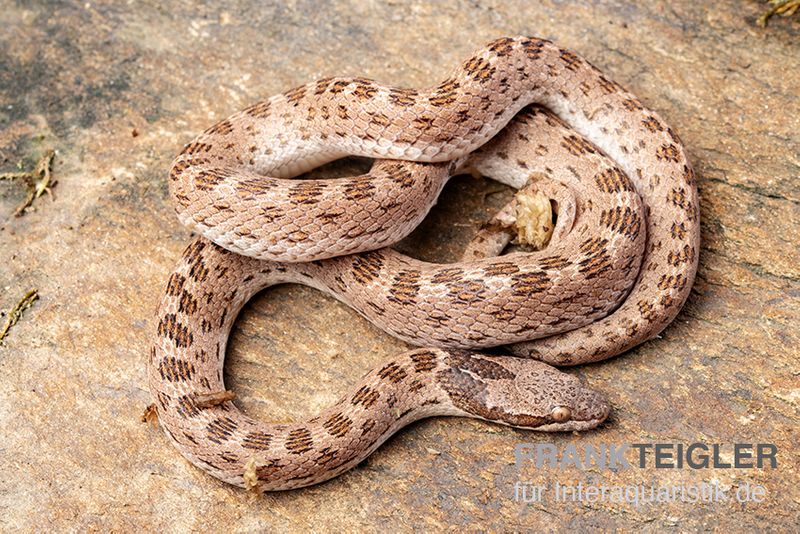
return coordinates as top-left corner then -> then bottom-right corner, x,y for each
149,37 -> 699,491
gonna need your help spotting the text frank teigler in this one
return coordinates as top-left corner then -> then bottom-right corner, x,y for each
511,442 -> 776,506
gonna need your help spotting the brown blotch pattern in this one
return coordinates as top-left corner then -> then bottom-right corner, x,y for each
451,352 -> 515,380
488,37 -> 515,56
430,267 -> 465,284
343,180 -> 376,201
483,262 -> 520,276
561,134 -> 596,156
667,245 -> 695,267
204,119 -> 234,136
656,143 -> 681,163
559,49 -> 583,71
313,77 -> 334,95
667,187 -> 692,211
285,428 -> 314,454
410,351 -> 438,372
447,279 -> 488,305
158,356 -> 195,382
682,164 -> 696,187
193,168 -> 231,192
166,273 -> 186,297
377,362 -> 408,384
658,273 -> 687,291
235,177 -> 269,198
350,253 -> 385,284
578,238 -> 613,279
158,314 -> 193,348
360,419 -> 376,436
329,80 -> 351,94
388,88 -> 417,107
600,205 -> 641,239
180,141 -> 213,156
521,38 -> 547,60
511,271 -> 550,295
351,386 -> 380,408
323,413 -> 353,437
671,221 -> 687,240
178,289 -> 198,315
176,395 -> 200,418
594,167 -> 633,193
438,353 -> 546,428
387,269 -> 422,305
188,257 -> 209,283
642,115 -> 665,132
206,417 -> 238,444
538,256 -> 571,270
637,300 -> 658,321
243,101 -> 271,119
622,98 -> 644,111
352,82 -> 378,100
288,181 -> 325,205
283,85 -> 307,106
463,56 -> 496,83
382,163 -> 415,188
597,75 -> 621,94
369,112 -> 391,127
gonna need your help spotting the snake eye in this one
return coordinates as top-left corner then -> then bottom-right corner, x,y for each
551,406 -> 572,422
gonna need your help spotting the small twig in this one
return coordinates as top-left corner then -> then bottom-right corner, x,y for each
0,289 -> 39,345
14,188 -> 38,217
0,149 -> 56,217
758,0 -> 800,26
0,171 -> 29,181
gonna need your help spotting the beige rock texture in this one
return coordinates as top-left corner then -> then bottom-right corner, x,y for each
1,1 -> 798,531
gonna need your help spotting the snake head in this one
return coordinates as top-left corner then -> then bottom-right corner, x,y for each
505,359 -> 611,431
439,353 -> 610,432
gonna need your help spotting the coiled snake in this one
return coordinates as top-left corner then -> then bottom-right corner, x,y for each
149,37 -> 699,491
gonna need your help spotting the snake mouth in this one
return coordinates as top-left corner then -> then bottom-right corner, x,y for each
483,396 -> 610,432
532,416 -> 609,433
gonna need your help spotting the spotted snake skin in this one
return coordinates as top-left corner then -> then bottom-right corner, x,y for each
150,37 -> 699,491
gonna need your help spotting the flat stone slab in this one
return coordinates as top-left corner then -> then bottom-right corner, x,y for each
0,2 -> 797,531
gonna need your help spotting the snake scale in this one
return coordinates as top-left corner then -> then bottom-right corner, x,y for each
149,37 -> 699,491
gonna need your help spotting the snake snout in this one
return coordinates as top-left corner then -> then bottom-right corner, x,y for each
573,387 -> 611,426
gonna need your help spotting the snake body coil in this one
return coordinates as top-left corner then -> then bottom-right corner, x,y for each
150,37 -> 699,491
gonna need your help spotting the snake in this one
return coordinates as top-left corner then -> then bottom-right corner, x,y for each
150,37 -> 699,491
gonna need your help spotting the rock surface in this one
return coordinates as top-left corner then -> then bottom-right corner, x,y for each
1,1 -> 798,531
